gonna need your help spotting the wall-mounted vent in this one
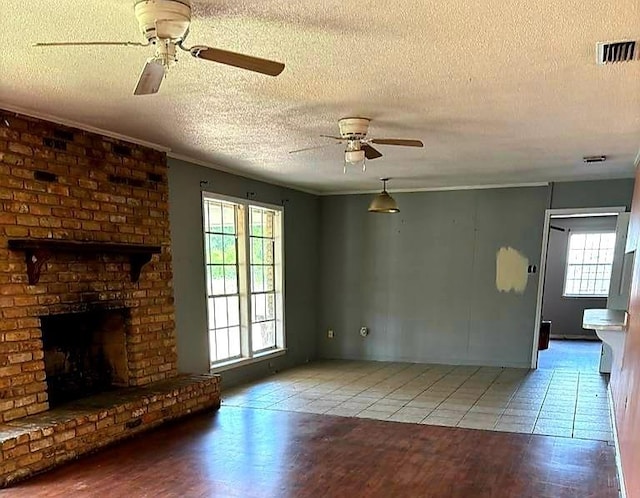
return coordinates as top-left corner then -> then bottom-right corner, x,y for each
597,41 -> 637,64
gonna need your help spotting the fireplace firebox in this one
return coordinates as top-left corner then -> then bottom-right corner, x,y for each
41,308 -> 130,407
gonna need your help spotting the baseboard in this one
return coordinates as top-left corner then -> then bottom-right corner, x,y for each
316,354 -> 531,369
607,387 -> 627,498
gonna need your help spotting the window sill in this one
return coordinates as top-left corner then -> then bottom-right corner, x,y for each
210,348 -> 287,373
563,295 -> 609,299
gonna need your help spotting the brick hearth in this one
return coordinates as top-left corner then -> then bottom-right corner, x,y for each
0,374 -> 220,486
0,109 -> 221,485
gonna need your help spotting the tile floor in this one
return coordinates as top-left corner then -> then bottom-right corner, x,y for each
223,359 -> 613,442
538,338 -> 602,371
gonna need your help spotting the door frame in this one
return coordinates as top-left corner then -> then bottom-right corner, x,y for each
530,206 -> 627,368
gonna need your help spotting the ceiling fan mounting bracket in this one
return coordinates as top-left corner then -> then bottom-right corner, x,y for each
134,0 -> 192,44
338,117 -> 371,140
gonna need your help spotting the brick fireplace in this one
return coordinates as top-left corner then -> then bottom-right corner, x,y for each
0,110 -> 220,485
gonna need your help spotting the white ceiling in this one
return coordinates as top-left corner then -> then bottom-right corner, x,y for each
1,0 -> 639,194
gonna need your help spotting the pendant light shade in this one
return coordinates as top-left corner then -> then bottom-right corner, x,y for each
368,178 -> 400,213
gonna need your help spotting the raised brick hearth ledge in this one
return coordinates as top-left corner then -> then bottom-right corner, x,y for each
0,373 -> 221,486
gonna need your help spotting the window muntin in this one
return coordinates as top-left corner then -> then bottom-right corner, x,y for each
564,232 -> 616,297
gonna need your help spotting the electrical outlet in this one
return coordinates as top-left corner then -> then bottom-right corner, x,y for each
327,329 -> 334,339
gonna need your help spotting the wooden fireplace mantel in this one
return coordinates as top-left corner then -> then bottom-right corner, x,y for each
7,239 -> 162,285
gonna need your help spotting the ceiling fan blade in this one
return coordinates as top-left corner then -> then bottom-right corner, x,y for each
319,135 -> 344,140
190,46 -> 285,76
33,41 -> 147,47
371,139 -> 424,147
362,144 -> 383,160
289,143 -> 340,154
133,60 -> 165,96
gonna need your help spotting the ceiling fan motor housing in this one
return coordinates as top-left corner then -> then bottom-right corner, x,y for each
338,117 -> 371,140
134,0 -> 192,43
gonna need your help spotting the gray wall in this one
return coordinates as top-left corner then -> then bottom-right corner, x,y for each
551,179 -> 634,210
542,216 -> 618,339
168,168 -> 635,384
168,158 -> 320,387
318,187 -> 548,368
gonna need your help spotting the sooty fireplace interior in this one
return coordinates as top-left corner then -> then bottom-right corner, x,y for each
41,308 -> 130,407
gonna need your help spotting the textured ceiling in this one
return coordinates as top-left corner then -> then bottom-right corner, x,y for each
1,0 -> 639,193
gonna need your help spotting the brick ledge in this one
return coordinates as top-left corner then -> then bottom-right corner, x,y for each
0,373 -> 221,487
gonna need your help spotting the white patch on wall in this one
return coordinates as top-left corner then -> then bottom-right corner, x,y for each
496,247 -> 529,294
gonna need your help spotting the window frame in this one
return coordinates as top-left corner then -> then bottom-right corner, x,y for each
202,192 -> 286,370
562,230 -> 616,298
248,204 -> 284,355
202,196 -> 243,364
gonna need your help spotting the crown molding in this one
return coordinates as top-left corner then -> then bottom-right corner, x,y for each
167,153 -> 322,196
321,182 -> 550,196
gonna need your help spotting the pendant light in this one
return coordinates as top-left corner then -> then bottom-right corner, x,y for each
368,178 -> 400,213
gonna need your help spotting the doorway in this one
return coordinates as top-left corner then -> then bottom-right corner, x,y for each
531,207 -> 628,371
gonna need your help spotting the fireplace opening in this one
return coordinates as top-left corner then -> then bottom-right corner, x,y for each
41,308 -> 130,407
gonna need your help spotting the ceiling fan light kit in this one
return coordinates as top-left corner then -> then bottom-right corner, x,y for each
369,178 -> 400,214
345,149 -> 366,164
290,117 -> 424,173
34,0 -> 285,96
344,148 -> 366,173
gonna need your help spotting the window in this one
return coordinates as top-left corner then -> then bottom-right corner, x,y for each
203,194 -> 284,366
203,198 -> 242,363
249,206 -> 282,353
564,232 -> 616,297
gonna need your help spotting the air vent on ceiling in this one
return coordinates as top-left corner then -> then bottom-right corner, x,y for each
597,41 -> 637,64
583,155 -> 607,164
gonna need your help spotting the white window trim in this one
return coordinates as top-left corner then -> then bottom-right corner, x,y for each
562,229 -> 615,298
202,192 -> 286,369
211,348 -> 287,373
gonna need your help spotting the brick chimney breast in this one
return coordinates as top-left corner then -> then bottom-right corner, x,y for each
0,110 -> 177,423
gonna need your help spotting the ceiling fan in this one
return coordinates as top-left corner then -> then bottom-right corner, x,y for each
290,117 -> 423,172
33,0 -> 285,96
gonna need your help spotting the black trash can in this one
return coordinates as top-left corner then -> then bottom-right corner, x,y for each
539,321 -> 551,350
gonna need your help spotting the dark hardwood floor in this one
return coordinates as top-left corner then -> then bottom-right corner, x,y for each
2,406 -> 618,498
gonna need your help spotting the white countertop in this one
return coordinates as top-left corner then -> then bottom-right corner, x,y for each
582,309 -> 628,332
